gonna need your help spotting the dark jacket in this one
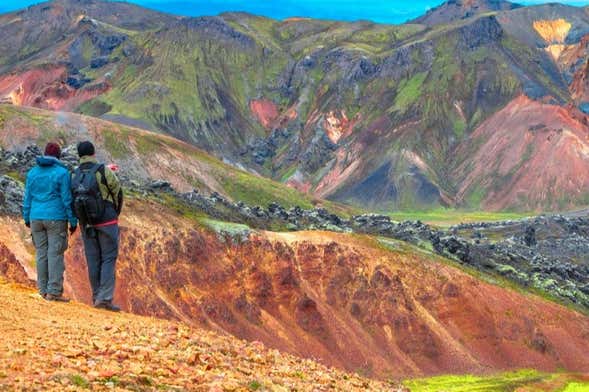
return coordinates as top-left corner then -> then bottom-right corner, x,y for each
76,156 -> 123,225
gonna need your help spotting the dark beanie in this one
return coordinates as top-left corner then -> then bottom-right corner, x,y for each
77,141 -> 95,157
44,142 -> 61,159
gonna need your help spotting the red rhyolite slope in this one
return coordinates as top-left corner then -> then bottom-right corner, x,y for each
1,200 -> 589,378
455,95 -> 589,211
0,65 -> 109,111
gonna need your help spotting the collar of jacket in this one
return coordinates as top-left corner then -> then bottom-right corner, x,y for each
79,156 -> 98,164
36,155 -> 65,167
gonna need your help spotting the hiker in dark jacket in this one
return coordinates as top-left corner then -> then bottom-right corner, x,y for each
22,142 -> 77,302
72,141 -> 123,312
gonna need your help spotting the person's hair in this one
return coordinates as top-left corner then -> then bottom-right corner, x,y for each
77,141 -> 95,157
44,142 -> 61,159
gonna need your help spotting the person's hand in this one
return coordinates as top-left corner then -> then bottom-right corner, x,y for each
25,221 -> 30,228
69,225 -> 77,235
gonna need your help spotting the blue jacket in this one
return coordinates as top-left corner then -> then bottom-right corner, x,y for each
22,156 -> 78,227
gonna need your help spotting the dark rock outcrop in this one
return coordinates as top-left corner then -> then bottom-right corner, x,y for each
413,0 -> 522,26
0,176 -> 24,216
178,16 -> 256,49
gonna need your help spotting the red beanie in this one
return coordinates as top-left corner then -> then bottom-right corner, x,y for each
44,142 -> 61,159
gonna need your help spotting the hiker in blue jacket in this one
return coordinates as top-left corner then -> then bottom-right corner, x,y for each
22,142 -> 77,302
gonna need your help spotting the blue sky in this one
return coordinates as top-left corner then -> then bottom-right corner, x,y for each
1,0 -> 588,24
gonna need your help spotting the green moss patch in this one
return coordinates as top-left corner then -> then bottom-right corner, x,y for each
393,72 -> 427,113
387,208 -> 529,227
404,370 -> 546,392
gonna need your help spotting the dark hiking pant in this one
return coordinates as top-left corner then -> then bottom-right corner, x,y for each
31,220 -> 68,296
81,224 -> 119,304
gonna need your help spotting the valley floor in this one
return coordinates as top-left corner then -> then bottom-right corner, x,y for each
0,281 -> 391,391
387,209 -> 531,227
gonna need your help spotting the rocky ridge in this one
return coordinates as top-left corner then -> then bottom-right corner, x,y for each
413,0 -> 522,26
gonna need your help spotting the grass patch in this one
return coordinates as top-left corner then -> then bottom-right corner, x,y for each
563,382 -> 589,391
466,184 -> 486,209
453,116 -> 467,139
293,371 -> 305,379
198,218 -> 251,237
76,99 -> 112,117
220,170 -> 314,210
387,208 -> 529,227
248,380 -> 263,391
69,374 -> 90,388
101,128 -> 131,159
392,72 -> 427,113
279,165 -> 298,182
403,369 -> 549,392
156,193 -> 208,223
4,170 -> 24,183
133,131 -> 164,155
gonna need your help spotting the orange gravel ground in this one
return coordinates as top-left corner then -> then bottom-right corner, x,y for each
0,281 -> 395,391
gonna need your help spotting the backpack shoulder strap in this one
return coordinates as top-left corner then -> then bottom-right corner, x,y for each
91,163 -> 103,175
97,164 -> 116,203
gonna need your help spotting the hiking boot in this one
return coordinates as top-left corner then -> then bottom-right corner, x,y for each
94,301 -> 121,312
46,294 -> 70,302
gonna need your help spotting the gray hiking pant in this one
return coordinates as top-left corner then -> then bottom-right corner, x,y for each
31,220 -> 68,296
81,224 -> 119,304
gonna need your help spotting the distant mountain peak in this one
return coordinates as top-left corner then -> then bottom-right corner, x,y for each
413,0 -> 522,26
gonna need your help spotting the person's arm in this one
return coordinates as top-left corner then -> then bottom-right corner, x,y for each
22,171 -> 32,226
60,170 -> 77,228
104,166 -> 123,215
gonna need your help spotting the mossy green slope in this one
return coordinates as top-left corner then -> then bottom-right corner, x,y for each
404,370 -> 589,392
2,1 -> 589,212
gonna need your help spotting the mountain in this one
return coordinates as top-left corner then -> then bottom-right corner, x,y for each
2,0 -> 589,213
413,0 -> 522,26
455,95 -> 589,210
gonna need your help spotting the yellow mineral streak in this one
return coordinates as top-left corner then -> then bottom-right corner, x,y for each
546,44 -> 567,60
533,19 -> 572,60
533,19 -> 572,44
8,85 -> 23,106
323,110 -> 350,143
